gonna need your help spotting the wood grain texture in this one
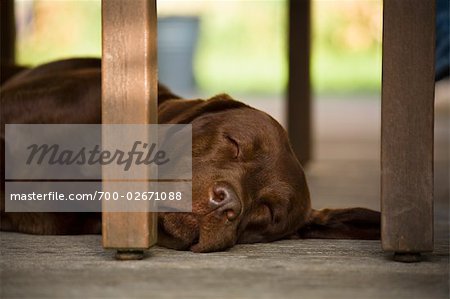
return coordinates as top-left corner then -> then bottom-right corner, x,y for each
101,0 -> 158,250
381,0 -> 435,252
287,0 -> 312,166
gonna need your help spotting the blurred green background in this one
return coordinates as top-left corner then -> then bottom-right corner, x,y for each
15,0 -> 382,96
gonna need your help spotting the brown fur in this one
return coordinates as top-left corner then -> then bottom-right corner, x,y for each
1,59 -> 380,252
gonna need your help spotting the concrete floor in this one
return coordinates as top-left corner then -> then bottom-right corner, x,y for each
1,234 -> 448,299
1,82 -> 449,298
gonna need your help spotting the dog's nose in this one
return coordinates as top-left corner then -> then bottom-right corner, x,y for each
209,183 -> 242,221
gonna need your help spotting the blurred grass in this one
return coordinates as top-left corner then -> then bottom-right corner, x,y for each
16,0 -> 101,64
312,48 -> 381,94
311,0 -> 382,95
193,0 -> 287,95
16,0 -> 382,96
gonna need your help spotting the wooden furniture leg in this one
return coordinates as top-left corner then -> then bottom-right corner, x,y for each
0,0 -> 20,84
101,0 -> 158,260
0,0 -> 15,65
287,0 -> 312,166
381,0 -> 435,262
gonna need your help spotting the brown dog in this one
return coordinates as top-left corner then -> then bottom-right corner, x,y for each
0,59 -> 380,252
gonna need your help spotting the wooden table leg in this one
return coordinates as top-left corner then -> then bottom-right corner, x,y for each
381,0 -> 435,262
101,0 -> 158,259
287,0 -> 312,166
0,0 -> 15,65
0,0 -> 21,85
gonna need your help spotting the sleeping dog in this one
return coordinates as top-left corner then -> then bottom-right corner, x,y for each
0,59 -> 380,252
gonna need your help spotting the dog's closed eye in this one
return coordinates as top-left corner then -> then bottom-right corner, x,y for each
225,135 -> 240,159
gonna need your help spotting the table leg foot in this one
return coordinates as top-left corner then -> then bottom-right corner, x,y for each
115,250 -> 144,260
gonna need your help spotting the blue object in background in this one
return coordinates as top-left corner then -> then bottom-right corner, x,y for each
158,17 -> 200,96
436,0 -> 450,81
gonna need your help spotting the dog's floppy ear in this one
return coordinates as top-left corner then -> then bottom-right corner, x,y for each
158,93 -> 249,124
298,208 -> 380,240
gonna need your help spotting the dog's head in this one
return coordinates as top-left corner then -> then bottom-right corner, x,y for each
157,93 -> 380,252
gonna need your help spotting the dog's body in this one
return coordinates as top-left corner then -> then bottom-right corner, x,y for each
1,59 -> 380,252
